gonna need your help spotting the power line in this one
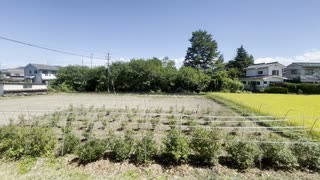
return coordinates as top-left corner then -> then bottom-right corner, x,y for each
0,36 -> 106,60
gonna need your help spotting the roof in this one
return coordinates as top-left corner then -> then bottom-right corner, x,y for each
28,64 -> 61,71
244,62 -> 285,70
290,62 -> 320,67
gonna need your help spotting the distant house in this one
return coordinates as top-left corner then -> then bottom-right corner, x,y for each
284,62 -> 320,83
1,66 -> 25,82
24,64 -> 60,84
239,62 -> 286,90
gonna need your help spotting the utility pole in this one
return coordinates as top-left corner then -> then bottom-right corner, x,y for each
106,52 -> 110,93
90,53 -> 93,68
82,59 -> 84,66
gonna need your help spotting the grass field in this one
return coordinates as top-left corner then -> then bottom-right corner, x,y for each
209,93 -> 320,137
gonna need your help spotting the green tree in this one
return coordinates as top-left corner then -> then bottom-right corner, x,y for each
226,45 -> 254,77
184,30 -> 219,71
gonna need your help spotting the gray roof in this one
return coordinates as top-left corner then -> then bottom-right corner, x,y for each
29,64 -> 61,71
245,62 -> 285,70
291,62 -> 320,67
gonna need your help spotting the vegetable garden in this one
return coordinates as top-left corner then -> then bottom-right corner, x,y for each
1,97 -> 319,172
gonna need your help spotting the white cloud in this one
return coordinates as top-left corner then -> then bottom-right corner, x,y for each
172,57 -> 184,68
255,50 -> 320,65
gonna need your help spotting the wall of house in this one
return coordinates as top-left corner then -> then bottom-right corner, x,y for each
283,64 -> 302,81
246,67 -> 268,76
24,65 -> 42,83
300,68 -> 320,82
0,84 -> 3,95
267,65 -> 283,76
284,64 -> 320,82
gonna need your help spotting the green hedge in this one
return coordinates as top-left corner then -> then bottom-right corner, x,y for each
274,83 -> 320,94
264,87 -> 288,94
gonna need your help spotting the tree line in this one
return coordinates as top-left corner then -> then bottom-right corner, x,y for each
52,30 -> 254,93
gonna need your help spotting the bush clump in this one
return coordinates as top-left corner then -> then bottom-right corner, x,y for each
132,135 -> 158,164
226,141 -> 262,169
59,133 -> 80,156
76,138 -> 107,164
0,126 -> 56,160
110,132 -> 135,162
190,128 -> 222,165
163,128 -> 190,164
221,78 -> 244,93
264,87 -> 288,94
292,142 -> 320,171
261,143 -> 298,169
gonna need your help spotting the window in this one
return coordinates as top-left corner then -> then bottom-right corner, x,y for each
272,70 -> 279,76
305,69 -> 314,76
264,81 -> 267,84
291,69 -> 298,75
29,70 -> 32,74
257,71 -> 263,75
34,70 -> 38,74
242,81 -> 246,85
256,81 -> 261,85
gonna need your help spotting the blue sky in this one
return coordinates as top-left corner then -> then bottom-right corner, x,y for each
0,0 -> 320,68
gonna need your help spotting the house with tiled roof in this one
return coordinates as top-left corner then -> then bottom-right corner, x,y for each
239,62 -> 286,90
24,63 -> 61,84
284,62 -> 320,83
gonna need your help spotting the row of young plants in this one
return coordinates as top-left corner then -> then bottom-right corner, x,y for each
0,125 -> 319,171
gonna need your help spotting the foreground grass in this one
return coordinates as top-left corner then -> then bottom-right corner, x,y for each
208,93 -> 320,138
0,157 -> 319,180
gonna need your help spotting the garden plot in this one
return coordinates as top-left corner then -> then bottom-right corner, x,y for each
8,101 -> 295,147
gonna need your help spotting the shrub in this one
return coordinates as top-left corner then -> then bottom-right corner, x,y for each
132,135 -> 157,164
260,143 -> 298,169
226,141 -> 262,169
292,142 -> 320,171
76,139 -> 107,164
163,128 -> 190,164
190,128 -> 222,165
59,133 -> 80,156
0,126 -> 56,160
221,78 -> 244,93
110,132 -> 135,162
264,87 -> 288,94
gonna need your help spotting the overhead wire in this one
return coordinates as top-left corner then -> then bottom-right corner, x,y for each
0,36 -> 106,60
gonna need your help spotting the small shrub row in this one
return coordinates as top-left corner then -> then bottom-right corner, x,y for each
264,87 -> 288,94
1,125 -> 319,171
0,125 -> 56,160
272,82 -> 320,94
57,129 -> 320,171
227,141 -> 320,171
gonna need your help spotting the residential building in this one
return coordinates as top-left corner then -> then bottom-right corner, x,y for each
239,62 -> 286,90
0,66 -> 24,82
24,63 -> 60,84
283,62 -> 320,83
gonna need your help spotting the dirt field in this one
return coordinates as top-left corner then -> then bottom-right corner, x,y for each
0,93 -> 220,125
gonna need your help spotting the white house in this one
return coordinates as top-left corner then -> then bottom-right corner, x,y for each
283,62 -> 320,83
239,62 -> 286,90
24,64 -> 60,84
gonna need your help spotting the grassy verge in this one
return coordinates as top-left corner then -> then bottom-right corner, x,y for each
206,93 -> 319,140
